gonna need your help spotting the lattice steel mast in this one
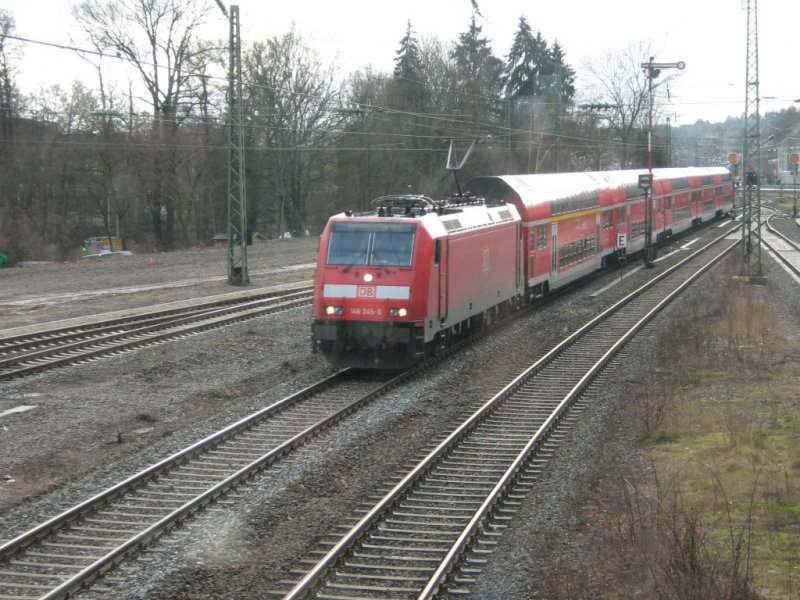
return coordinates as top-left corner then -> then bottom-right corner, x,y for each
741,0 -> 762,275
225,4 -> 249,285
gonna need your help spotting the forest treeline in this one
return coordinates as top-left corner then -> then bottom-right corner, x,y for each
1,1 -> 797,262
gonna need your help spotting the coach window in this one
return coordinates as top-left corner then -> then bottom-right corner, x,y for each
537,225 -> 547,249
617,207 -> 625,224
602,210 -> 613,229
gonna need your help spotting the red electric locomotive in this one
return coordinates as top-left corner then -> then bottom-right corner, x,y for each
311,167 -> 733,368
311,194 -> 523,368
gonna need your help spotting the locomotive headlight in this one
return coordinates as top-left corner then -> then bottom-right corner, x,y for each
363,273 -> 373,282
325,305 -> 344,316
389,307 -> 408,317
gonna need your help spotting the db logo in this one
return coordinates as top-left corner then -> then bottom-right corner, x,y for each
357,286 -> 376,298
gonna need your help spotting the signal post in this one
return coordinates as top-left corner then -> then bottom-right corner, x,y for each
791,153 -> 799,219
641,58 -> 685,268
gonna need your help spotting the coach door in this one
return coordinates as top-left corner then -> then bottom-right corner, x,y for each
550,222 -> 558,276
436,238 -> 449,322
595,215 -> 601,268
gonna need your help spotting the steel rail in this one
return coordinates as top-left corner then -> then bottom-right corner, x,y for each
0,284 -> 312,346
0,371 -> 347,560
0,290 -> 312,381
35,373 -> 397,600
0,369 -> 401,599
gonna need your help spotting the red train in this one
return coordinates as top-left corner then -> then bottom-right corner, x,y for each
311,167 -> 733,368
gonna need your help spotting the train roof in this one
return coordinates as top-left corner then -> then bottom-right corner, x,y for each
465,167 -> 731,220
329,194 -> 520,237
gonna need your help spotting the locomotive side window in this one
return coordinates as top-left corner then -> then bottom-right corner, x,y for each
327,222 -> 416,267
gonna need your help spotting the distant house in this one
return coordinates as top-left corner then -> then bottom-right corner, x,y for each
211,231 -> 266,246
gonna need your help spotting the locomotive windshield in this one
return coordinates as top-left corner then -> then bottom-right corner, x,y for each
327,222 -> 416,267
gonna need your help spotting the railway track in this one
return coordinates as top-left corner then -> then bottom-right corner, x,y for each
0,284 -> 313,381
764,215 -> 800,277
277,226 -> 741,599
0,368 -> 418,599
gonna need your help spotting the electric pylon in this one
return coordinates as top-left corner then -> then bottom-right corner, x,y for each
741,0 -> 762,276
226,5 -> 249,285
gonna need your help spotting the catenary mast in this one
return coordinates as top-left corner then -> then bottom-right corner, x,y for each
217,2 -> 250,285
741,0 -> 762,276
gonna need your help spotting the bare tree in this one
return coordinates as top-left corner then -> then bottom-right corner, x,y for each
582,43 -> 678,169
244,27 -> 346,237
72,0 -> 218,250
336,67 -> 391,212
0,9 -> 19,144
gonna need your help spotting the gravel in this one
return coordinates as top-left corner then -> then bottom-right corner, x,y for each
0,220 -> 797,599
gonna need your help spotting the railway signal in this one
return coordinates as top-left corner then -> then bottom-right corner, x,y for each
729,153 -> 740,215
638,173 -> 655,266
641,58 -> 684,268
791,153 -> 799,218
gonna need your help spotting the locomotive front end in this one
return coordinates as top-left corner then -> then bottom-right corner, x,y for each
312,199 -> 431,368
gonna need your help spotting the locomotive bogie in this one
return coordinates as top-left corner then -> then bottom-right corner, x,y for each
312,318 -> 424,368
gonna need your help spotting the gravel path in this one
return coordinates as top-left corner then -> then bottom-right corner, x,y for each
0,238 -> 318,330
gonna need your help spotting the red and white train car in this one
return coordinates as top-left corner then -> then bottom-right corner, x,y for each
468,167 -> 733,298
311,167 -> 732,368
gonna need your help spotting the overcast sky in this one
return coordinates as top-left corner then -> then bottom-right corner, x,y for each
3,0 -> 799,124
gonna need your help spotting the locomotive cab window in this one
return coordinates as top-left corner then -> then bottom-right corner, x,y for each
327,222 -> 416,267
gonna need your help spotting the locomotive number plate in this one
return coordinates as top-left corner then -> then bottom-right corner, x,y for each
350,307 -> 382,316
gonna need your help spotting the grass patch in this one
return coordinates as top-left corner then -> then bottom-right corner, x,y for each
638,273 -> 800,599
536,257 -> 800,599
